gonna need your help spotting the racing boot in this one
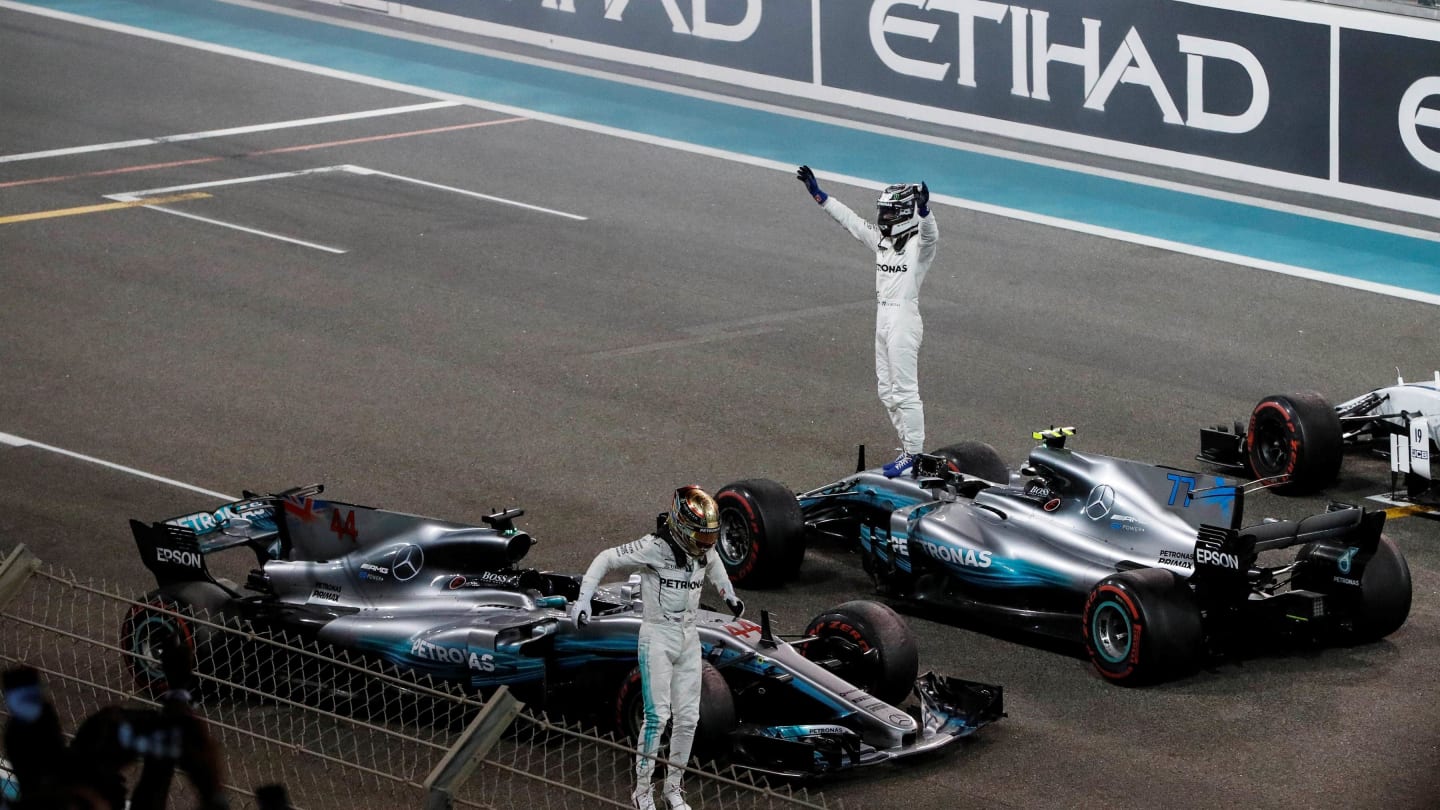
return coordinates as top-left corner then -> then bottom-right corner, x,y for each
631,783 -> 657,810
882,449 -> 915,478
660,783 -> 692,810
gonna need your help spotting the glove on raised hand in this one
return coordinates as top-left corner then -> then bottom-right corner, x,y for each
726,598 -> 745,619
796,165 -> 827,204
574,593 -> 593,626
917,181 -> 930,218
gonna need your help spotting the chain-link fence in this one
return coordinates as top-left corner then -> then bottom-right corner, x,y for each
0,545 -> 836,810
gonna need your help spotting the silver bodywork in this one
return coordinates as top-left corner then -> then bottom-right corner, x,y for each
131,489 -> 1002,776
801,443 -> 1239,613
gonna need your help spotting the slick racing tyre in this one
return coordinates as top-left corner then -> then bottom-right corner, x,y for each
1083,568 -> 1203,686
1246,391 -> 1343,494
933,441 -> 1010,485
715,479 -> 805,588
614,661 -> 737,763
801,600 -> 919,705
1293,535 -> 1412,643
120,582 -> 231,698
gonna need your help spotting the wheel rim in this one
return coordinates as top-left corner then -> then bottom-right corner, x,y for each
1090,601 -> 1133,664
718,509 -> 752,567
130,613 -> 180,681
1252,415 -> 1290,473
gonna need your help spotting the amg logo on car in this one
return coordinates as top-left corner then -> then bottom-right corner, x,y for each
410,639 -> 497,672
1196,547 -> 1240,570
919,541 -> 992,569
156,547 -> 203,568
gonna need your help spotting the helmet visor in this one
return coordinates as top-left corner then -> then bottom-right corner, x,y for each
876,199 -> 916,237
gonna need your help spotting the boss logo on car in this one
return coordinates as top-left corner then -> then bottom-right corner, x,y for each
156,547 -> 203,568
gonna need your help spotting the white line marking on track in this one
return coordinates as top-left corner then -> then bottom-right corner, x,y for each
347,166 -> 588,220
0,431 -> 236,501
0,101 -> 460,164
107,167 -> 352,253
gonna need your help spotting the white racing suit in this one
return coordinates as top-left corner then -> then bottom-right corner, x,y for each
577,532 -> 739,792
821,197 -> 939,455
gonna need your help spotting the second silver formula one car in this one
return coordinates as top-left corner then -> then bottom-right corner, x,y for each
122,487 -> 1003,778
715,430 -> 1412,686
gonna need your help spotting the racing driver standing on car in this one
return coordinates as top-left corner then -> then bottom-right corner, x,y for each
796,165 -> 939,478
574,486 -> 744,810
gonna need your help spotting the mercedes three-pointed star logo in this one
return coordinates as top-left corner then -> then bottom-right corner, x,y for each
392,544 -> 424,582
1084,485 -> 1115,521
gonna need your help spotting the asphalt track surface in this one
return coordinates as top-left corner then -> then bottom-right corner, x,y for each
2,3 -> 1439,809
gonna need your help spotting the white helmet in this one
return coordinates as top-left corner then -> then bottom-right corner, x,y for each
876,183 -> 921,239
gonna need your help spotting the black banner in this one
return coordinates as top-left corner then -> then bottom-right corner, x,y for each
1339,28 -> 1440,200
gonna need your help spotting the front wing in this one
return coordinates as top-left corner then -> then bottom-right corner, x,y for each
729,672 -> 1003,778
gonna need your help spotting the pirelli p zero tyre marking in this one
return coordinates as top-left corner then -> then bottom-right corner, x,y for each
1084,585 -> 1141,678
718,492 -> 761,583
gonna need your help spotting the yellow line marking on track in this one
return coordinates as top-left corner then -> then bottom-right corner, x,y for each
1383,504 -> 1437,521
0,192 -> 211,225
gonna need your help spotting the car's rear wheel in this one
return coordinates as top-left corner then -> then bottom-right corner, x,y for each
1246,391 -> 1342,493
1082,568 -> 1203,686
1293,534 -> 1411,643
715,479 -> 805,588
614,661 -> 737,764
119,581 -> 232,697
801,600 -> 918,705
932,441 -> 1009,484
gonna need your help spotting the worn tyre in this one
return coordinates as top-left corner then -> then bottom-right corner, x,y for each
715,479 -> 805,588
119,581 -> 231,697
801,600 -> 919,705
614,661 -> 737,763
1082,568 -> 1203,686
1294,534 -> 1412,643
933,441 -> 1009,484
1246,391 -> 1343,494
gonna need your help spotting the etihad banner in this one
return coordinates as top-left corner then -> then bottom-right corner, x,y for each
820,0 -> 1329,177
398,0 -> 814,80
320,0 -> 1440,211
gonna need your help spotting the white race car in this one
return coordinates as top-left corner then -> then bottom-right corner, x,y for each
1200,371 -> 1439,499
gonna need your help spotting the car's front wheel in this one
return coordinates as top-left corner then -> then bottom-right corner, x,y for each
1246,391 -> 1342,493
800,600 -> 919,705
715,479 -> 805,588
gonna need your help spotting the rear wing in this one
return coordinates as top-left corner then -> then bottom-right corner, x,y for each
131,519 -> 223,589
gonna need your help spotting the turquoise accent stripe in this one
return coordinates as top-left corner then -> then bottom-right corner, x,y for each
19,0 -> 1440,296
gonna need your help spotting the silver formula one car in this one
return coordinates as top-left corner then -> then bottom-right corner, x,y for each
1199,371 -> 1440,499
714,430 -> 1411,686
122,486 -> 1002,777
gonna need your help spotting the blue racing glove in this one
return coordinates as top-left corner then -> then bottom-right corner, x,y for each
796,165 -> 827,204
917,181 -> 930,218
